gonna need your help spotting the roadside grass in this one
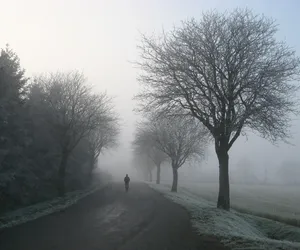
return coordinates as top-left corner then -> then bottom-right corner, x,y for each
148,183 -> 300,250
0,183 -> 109,230
179,182 -> 300,228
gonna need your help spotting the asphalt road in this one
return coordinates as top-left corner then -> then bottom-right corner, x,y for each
0,182 -> 228,250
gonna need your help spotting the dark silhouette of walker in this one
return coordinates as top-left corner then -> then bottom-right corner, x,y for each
124,174 -> 130,192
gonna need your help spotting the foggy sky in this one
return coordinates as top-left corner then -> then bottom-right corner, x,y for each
2,0 -> 300,178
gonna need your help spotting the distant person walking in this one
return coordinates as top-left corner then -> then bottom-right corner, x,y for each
124,174 -> 130,192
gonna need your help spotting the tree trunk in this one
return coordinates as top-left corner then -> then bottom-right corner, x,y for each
216,147 -> 230,210
156,163 -> 161,184
57,151 -> 69,197
171,167 -> 178,192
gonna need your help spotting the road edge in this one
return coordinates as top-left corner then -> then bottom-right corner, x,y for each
0,182 -> 110,230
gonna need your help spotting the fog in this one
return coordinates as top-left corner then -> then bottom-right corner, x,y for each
2,0 -> 300,184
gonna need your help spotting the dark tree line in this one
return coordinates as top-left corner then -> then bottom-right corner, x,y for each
0,45 -> 119,213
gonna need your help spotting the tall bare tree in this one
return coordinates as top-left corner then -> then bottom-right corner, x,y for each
143,117 -> 207,192
136,9 -> 300,209
133,124 -> 167,184
86,113 -> 119,184
132,150 -> 155,182
35,71 -> 112,196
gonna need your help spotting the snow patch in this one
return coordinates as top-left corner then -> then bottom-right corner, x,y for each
148,183 -> 300,250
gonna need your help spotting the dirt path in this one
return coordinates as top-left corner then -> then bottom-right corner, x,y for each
0,182 -> 229,250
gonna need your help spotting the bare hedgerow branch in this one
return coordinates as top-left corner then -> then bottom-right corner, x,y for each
137,116 -> 208,169
35,71 -> 115,153
87,109 -> 120,162
135,8 -> 300,149
133,120 -> 168,167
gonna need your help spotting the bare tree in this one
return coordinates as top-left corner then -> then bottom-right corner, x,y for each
133,123 -> 167,184
86,113 -> 119,184
132,150 -> 155,182
35,71 -> 112,196
149,147 -> 167,184
136,9 -> 300,209
145,117 -> 207,192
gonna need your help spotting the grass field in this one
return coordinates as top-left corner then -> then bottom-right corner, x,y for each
178,182 -> 300,227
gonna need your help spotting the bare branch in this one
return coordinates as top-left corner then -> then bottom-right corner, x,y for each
135,8 -> 300,152
135,116 -> 208,169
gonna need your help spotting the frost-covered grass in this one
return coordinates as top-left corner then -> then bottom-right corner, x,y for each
179,182 -> 300,227
0,183 -> 108,230
149,183 -> 300,250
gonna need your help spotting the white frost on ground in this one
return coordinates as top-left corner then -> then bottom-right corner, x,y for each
0,183 -> 108,230
148,183 -> 300,250
180,182 -> 300,225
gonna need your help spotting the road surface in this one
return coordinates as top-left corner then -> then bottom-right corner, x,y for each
0,182 -> 228,250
